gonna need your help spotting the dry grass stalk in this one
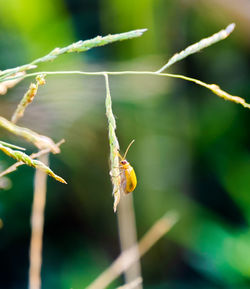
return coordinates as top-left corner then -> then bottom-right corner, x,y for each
86,211 -> 179,289
29,154 -> 49,289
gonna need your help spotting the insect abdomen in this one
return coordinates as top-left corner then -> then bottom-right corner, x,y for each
124,165 -> 137,193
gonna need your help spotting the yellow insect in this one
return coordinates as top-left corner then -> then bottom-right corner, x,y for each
117,140 -> 137,194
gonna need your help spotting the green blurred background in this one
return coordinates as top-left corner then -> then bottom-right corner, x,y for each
0,0 -> 250,288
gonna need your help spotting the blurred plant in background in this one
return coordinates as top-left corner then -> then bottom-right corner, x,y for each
0,1 -> 250,289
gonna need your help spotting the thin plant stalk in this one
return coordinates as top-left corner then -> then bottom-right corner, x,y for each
86,211 -> 179,289
117,194 -> 142,289
29,154 -> 49,289
116,277 -> 142,289
8,69 -> 250,109
0,140 -> 26,150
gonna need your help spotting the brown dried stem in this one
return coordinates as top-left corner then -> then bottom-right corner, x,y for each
117,194 -> 142,289
86,211 -> 179,289
116,277 -> 143,289
28,154 -> 48,289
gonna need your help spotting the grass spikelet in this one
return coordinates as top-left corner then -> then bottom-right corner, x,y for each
207,83 -> 250,108
11,74 -> 46,123
0,116 -> 60,153
0,143 -> 66,183
0,140 -> 64,179
157,23 -> 235,73
104,73 -> 121,212
0,29 -> 147,81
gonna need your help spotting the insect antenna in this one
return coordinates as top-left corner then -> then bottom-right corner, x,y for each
117,151 -> 124,160
122,139 -> 135,160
